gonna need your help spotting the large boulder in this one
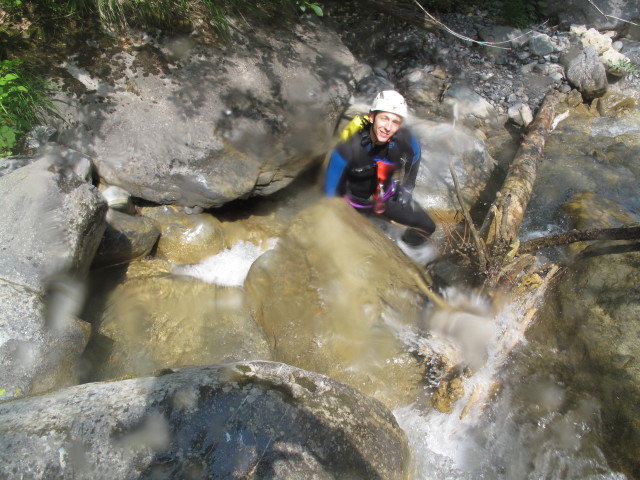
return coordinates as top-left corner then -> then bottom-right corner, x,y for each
245,198 -> 433,409
51,18 -> 357,209
0,361 -> 412,479
0,145 -> 107,399
563,45 -> 609,101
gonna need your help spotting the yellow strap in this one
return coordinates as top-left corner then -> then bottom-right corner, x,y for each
339,115 -> 368,142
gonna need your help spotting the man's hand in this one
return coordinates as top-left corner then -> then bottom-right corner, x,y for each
398,184 -> 413,206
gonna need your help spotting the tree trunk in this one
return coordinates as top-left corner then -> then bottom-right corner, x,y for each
479,91 -> 560,287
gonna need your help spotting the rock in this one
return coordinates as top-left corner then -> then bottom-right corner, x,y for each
0,362 -> 412,479
245,198 -> 431,409
410,121 -> 496,220
508,102 -> 534,127
140,205 -> 226,264
529,33 -> 555,56
563,45 -> 608,100
0,146 -> 107,399
51,19 -> 357,209
442,84 -> 495,124
84,261 -> 272,381
100,185 -> 134,213
92,209 -> 161,268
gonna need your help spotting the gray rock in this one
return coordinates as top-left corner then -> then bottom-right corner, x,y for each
0,147 -> 107,399
50,20 -> 357,209
0,362 -> 412,480
563,45 -> 608,100
529,33 -> 555,56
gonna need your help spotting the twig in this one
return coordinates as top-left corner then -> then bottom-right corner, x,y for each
448,159 -> 489,270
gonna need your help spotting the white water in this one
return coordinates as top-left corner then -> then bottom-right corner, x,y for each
172,238 -> 278,286
393,292 -> 626,480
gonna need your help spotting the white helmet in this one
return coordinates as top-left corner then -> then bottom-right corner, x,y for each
370,90 -> 408,118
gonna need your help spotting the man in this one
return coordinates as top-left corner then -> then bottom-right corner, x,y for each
324,90 -> 436,247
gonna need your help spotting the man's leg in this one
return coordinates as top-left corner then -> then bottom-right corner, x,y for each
381,197 -> 436,245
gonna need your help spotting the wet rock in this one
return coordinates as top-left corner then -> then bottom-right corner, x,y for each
85,259 -> 272,381
140,205 -> 226,264
92,209 -> 160,268
542,236 -> 640,478
0,362 -> 412,479
245,198 -> 431,409
0,147 -> 107,399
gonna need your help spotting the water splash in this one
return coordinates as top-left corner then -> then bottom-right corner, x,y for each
393,288 -> 626,480
173,239 -> 278,287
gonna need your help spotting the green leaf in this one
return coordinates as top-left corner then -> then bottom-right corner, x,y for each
0,388 -> 5,396
310,4 -> 323,16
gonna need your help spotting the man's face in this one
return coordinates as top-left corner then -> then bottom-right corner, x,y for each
369,111 -> 403,144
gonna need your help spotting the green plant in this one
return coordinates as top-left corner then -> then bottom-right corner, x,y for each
0,60 -> 55,156
607,58 -> 638,76
295,0 -> 323,16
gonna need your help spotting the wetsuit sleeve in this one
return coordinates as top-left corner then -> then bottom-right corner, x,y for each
403,134 -> 422,190
324,148 -> 348,196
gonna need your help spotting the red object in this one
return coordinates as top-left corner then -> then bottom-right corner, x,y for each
373,161 -> 397,214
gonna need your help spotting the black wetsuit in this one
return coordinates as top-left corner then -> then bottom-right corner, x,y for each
324,124 -> 436,245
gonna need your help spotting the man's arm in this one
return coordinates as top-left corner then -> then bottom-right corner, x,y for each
403,133 -> 421,189
324,149 -> 348,196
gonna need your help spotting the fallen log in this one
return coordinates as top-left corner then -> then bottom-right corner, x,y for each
479,91 -> 561,286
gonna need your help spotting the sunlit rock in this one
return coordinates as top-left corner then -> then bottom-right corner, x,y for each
0,149 -> 107,399
563,45 -> 608,101
410,121 -> 496,222
140,205 -> 226,264
245,197 -> 432,409
84,259 -> 271,381
51,18 -> 356,208
0,362 -> 412,479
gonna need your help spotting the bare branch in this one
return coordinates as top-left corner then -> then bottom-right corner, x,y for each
519,225 -> 640,254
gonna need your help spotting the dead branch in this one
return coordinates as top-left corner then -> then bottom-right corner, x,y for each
448,160 -> 489,271
519,224 -> 640,254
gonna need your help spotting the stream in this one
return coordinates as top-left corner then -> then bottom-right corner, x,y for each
82,97 -> 640,479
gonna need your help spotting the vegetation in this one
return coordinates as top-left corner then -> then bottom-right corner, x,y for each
0,59 -> 55,156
